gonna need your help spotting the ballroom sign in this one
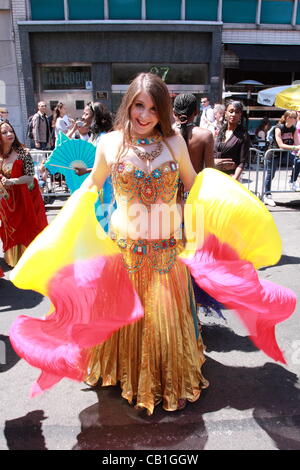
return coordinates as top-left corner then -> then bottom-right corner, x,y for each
42,66 -> 92,90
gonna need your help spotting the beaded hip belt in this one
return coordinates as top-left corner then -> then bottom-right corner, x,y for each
110,232 -> 183,274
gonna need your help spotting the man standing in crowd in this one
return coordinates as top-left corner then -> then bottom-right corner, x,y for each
32,101 -> 51,149
200,96 -> 215,129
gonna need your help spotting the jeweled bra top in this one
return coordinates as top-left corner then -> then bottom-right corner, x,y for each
111,141 -> 180,209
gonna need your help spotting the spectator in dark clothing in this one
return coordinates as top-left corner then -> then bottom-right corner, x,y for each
47,102 -> 57,149
214,100 -> 250,181
32,102 -> 51,150
263,110 -> 300,207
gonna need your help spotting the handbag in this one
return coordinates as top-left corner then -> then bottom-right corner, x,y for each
214,158 -> 236,172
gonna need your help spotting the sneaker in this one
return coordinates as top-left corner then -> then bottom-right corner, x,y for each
263,194 -> 276,207
289,182 -> 300,191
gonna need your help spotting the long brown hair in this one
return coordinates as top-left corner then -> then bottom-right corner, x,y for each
114,73 -> 175,142
279,110 -> 297,124
52,102 -> 65,127
0,120 -> 24,155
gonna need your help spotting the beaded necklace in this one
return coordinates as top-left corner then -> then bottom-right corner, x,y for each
131,141 -> 163,165
130,132 -> 162,146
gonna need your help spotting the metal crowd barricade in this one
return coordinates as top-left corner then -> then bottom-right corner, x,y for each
241,147 -> 263,198
30,149 -> 71,203
261,148 -> 300,198
31,147 -> 298,205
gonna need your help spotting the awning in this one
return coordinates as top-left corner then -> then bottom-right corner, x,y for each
227,44 -> 300,72
228,44 -> 300,62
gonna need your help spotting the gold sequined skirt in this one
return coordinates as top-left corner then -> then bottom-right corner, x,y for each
85,238 -> 208,415
4,245 -> 26,267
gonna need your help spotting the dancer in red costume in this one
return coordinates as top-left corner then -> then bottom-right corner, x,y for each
0,120 -> 48,267
9,75 -> 296,415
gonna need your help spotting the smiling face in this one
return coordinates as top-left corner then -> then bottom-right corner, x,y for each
129,91 -> 159,138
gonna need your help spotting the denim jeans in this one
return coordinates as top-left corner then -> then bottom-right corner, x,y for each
264,151 -> 300,194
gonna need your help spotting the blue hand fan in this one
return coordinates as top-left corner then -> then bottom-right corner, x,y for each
95,176 -> 116,233
56,131 -> 70,147
45,139 -> 96,193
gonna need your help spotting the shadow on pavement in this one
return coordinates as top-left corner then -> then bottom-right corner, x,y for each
0,334 -> 20,373
73,385 -> 208,450
73,325 -> 300,450
4,410 -> 48,450
201,324 -> 258,354
0,277 -> 43,312
259,254 -> 300,271
276,200 -> 300,210
0,257 -> 11,274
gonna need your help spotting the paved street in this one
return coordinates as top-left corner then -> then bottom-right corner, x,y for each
0,195 -> 300,451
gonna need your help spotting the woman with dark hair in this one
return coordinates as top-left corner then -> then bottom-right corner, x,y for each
173,93 -> 222,320
72,102 -> 113,176
0,120 -> 47,266
255,117 -> 271,141
89,102 -> 113,143
173,93 -> 214,173
69,101 -> 113,145
72,102 -> 115,232
263,110 -> 300,207
214,100 -> 251,181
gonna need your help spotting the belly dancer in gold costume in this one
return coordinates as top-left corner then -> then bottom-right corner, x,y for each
82,73 -> 208,414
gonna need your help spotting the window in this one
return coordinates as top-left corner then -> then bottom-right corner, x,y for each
41,66 -> 92,91
112,63 -> 208,85
261,0 -> 294,24
75,100 -> 85,110
146,0 -> 181,20
108,0 -> 141,19
68,0 -> 104,20
186,0 -> 218,21
30,0 -> 64,20
222,0 -> 257,23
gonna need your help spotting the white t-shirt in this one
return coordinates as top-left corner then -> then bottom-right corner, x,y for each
200,106 -> 215,129
55,116 -> 72,137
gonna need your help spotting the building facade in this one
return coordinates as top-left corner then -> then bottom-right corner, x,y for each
1,0 -> 300,140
